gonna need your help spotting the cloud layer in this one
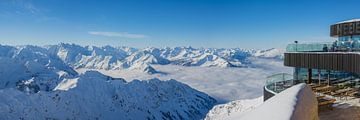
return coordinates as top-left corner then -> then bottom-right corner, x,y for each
88,31 -> 148,39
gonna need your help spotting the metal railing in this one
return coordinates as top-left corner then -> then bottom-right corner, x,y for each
265,73 -> 297,94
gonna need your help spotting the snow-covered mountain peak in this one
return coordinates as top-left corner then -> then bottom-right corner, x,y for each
0,45 -> 77,93
129,62 -> 160,74
254,48 -> 284,59
0,73 -> 217,119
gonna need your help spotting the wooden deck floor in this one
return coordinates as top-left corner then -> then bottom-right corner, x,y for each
319,103 -> 360,120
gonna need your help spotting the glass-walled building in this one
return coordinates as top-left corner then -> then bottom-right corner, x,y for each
264,19 -> 360,100
331,19 -> 360,51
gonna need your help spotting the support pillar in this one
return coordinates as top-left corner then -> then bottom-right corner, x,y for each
307,68 -> 312,84
318,70 -> 321,85
327,70 -> 331,86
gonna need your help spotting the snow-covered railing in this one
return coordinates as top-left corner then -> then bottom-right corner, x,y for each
238,84 -> 318,120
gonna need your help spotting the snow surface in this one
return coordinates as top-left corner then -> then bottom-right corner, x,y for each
0,71 -> 217,119
54,78 -> 79,91
204,97 -> 263,120
0,44 -> 289,119
253,48 -> 284,59
0,45 -> 77,93
0,44 -> 221,119
231,83 -> 318,120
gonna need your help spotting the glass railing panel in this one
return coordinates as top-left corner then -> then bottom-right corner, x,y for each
266,73 -> 293,85
286,42 -> 333,52
265,73 -> 295,93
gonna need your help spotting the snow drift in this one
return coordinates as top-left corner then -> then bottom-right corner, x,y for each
230,83 -> 318,120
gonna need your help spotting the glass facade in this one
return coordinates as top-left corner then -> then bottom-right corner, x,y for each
286,42 -> 333,52
267,35 -> 360,94
265,68 -> 360,94
293,68 -> 360,89
266,20 -> 360,96
286,36 -> 360,52
335,35 -> 360,50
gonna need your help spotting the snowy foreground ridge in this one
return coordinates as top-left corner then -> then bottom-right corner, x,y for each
205,97 -> 263,120
0,44 -> 218,119
0,72 -> 216,119
211,84 -> 318,120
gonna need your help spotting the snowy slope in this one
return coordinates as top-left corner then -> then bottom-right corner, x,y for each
47,43 -> 129,70
254,48 -> 284,59
205,84 -> 317,120
128,62 -> 161,74
0,71 -> 217,120
228,84 -> 318,120
0,45 -> 77,93
0,45 -> 219,119
205,97 -> 263,120
187,53 -> 233,67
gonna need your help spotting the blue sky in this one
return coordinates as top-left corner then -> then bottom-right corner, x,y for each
0,0 -> 359,49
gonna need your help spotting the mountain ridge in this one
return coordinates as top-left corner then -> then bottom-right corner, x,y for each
0,44 -> 218,119
35,43 -> 284,73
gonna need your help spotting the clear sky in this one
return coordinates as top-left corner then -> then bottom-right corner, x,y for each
0,0 -> 359,49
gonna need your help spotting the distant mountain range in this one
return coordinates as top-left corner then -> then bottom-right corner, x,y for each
0,44 -> 284,74
0,43 -> 283,91
47,43 -> 284,74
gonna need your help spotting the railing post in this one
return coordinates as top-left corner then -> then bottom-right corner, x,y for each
327,70 -> 331,86
308,68 -> 312,84
318,69 -> 321,85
